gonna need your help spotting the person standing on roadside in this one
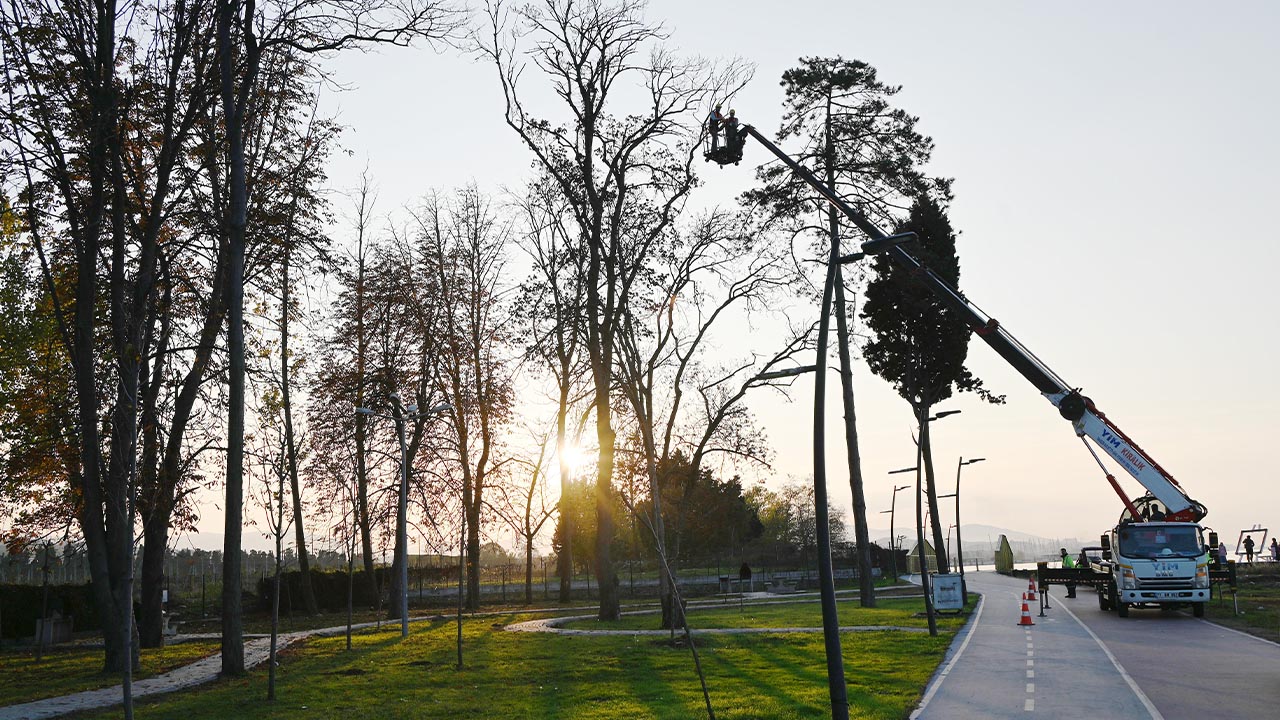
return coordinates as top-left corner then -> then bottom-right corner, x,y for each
1060,548 -> 1077,598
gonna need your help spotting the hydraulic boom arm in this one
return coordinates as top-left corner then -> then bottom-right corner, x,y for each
731,123 -> 1205,522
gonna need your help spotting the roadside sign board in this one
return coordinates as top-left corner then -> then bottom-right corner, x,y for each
932,573 -> 964,611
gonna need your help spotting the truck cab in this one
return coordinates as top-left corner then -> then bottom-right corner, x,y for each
1104,521 -> 1211,616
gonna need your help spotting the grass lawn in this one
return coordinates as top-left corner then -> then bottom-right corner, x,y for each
1203,563 -> 1280,643
561,596 -> 971,633
0,641 -> 220,706
74,601 -> 968,719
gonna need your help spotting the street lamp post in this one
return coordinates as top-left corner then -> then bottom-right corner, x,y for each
879,484 -> 911,582
946,524 -> 956,563
940,456 -> 985,603
357,396 -> 451,638
755,361 -> 850,717
891,409 -> 960,638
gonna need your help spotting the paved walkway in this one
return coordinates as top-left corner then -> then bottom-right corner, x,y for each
505,593 -> 929,636
0,616 -> 437,720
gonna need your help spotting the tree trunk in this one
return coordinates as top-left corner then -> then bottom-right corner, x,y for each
919,402 -> 949,574
217,0 -> 247,674
827,130 -> 875,607
556,396 -> 573,603
592,388 -> 619,621
587,231 -> 619,622
524,536 -> 534,604
138,519 -> 169,648
281,248 -> 318,615
465,501 -> 481,610
834,262 -> 875,607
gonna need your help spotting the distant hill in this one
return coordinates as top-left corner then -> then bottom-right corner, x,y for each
863,522 -> 1093,565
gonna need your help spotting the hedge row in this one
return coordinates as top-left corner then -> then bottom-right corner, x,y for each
0,584 -> 102,641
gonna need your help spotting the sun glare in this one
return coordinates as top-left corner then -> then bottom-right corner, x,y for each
560,444 -> 596,472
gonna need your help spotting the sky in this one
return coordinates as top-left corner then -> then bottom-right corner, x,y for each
191,1 -> 1280,552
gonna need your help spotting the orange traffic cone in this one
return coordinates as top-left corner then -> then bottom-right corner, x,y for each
1017,594 -> 1036,626
1026,577 -> 1038,602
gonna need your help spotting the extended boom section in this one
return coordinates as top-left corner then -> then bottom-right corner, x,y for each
728,123 -> 1205,521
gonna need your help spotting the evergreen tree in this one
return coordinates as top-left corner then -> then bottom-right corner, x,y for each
861,195 -> 1003,572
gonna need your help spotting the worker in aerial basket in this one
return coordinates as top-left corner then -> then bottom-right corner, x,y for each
1060,548 -> 1077,598
706,104 -> 724,151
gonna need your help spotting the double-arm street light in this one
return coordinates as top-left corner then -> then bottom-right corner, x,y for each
879,485 -> 911,582
889,409 -> 961,637
938,456 -> 985,603
356,393 -> 451,638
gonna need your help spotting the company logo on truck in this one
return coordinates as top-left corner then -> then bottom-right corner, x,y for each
1100,429 -> 1147,473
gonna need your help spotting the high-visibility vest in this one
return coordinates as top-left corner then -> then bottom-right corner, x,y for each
1061,555 -> 1075,569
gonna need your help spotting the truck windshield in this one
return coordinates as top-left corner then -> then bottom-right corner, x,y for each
1117,525 -> 1203,558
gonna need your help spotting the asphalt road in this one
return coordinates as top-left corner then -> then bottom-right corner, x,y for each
912,570 -> 1280,719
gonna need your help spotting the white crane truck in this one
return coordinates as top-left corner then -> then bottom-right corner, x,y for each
707,121 -> 1236,617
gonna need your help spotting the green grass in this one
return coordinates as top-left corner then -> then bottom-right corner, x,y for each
561,596 -> 971,633
72,607 -> 963,720
0,641 -> 220,706
1204,563 -> 1280,643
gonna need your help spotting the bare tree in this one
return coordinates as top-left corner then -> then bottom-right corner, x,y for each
482,0 -> 746,620
490,430 -> 556,604
412,186 -> 514,611
513,176 -> 589,602
614,209 -> 810,628
214,0 -> 458,673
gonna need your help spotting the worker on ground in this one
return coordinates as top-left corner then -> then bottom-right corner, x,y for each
1217,540 -> 1228,566
705,104 -> 724,152
1244,535 -> 1255,563
1060,547 -> 1077,598
1271,537 -> 1278,562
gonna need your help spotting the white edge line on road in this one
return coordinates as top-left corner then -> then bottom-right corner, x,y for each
1193,617 -> 1280,648
909,592 -> 985,719
1056,600 -> 1164,720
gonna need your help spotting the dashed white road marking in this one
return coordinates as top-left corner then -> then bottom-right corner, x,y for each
1026,683 -> 1035,693
1026,650 -> 1034,657
1025,698 -> 1035,711
1027,670 -> 1035,678
1026,659 -> 1034,667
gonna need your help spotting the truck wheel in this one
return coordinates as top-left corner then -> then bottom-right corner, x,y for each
1098,591 -> 1110,611
1117,602 -> 1130,618
1193,602 -> 1205,618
